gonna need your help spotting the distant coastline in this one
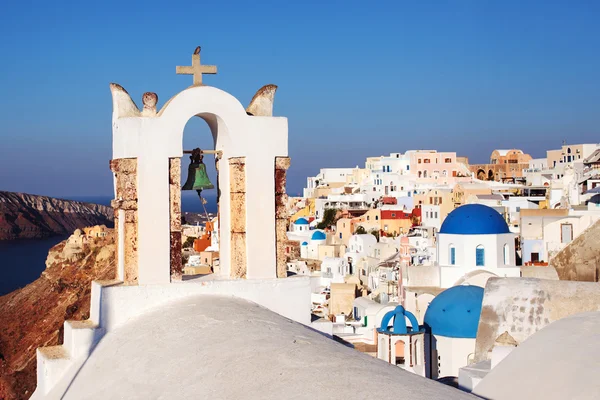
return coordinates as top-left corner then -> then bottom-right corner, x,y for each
0,191 -> 113,241
69,192 -> 218,214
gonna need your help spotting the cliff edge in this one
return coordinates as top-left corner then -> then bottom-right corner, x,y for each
0,191 -> 113,240
0,228 -> 116,399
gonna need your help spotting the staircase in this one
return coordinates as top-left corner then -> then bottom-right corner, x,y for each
33,280 -> 121,399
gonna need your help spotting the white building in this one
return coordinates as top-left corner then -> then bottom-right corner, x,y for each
520,208 -> 600,263
377,305 -> 427,377
300,230 -> 328,259
437,204 -> 520,288
345,234 -> 378,271
304,167 -> 355,198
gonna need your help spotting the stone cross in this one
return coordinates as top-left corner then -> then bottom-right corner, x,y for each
176,46 -> 217,86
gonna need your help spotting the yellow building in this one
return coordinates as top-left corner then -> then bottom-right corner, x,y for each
352,209 -> 381,233
289,198 -> 315,224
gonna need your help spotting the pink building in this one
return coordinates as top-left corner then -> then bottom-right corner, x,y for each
408,150 -> 470,184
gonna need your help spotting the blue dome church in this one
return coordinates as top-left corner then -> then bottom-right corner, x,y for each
437,204 -> 520,288
424,285 -> 485,379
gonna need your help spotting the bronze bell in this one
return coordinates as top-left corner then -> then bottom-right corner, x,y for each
182,148 -> 214,191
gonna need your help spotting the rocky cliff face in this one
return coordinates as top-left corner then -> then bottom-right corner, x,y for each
0,191 -> 113,240
0,228 -> 116,399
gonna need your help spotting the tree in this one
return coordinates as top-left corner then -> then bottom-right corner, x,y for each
317,208 -> 338,230
183,236 -> 196,249
369,229 -> 380,242
354,226 -> 367,235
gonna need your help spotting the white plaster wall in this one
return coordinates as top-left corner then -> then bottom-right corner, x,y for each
438,233 -> 503,267
112,86 -> 288,283
422,205 -> 441,231
542,213 -> 600,256
95,276 -> 311,332
438,233 -> 519,287
432,336 -> 476,379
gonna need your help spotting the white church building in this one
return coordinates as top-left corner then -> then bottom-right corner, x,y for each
437,204 -> 521,288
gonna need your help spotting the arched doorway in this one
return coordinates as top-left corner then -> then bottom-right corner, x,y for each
395,340 -> 406,365
487,170 -> 494,181
477,169 -> 486,180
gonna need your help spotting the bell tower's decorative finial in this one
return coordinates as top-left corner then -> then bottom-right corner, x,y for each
176,46 -> 218,86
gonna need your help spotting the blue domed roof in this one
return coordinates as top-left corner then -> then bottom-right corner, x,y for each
311,231 -> 327,240
424,285 -> 484,338
378,306 -> 422,335
295,217 -> 309,225
301,241 -> 308,246
440,204 -> 509,235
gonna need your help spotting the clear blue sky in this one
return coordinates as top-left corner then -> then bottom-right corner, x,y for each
0,0 -> 599,197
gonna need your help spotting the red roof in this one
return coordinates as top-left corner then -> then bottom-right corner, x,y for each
381,197 -> 397,205
381,210 -> 411,220
380,208 -> 421,220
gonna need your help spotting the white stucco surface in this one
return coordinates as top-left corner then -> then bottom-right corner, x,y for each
112,85 -> 288,283
437,232 -> 520,288
473,311 -> 600,400
61,296 -> 473,400
432,336 -> 476,379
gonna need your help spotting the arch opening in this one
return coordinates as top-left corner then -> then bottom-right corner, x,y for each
179,116 -> 221,277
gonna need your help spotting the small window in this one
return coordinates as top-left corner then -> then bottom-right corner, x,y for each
391,213 -> 396,217
449,245 -> 456,265
476,245 -> 485,266
418,159 -> 422,164
339,232 -> 342,239
503,243 -> 510,265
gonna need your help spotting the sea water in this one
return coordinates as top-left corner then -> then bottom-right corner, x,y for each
0,192 -> 218,296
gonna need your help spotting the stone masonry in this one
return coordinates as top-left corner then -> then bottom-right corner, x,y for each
110,158 -> 138,283
229,157 -> 247,278
169,158 -> 183,281
550,219 -> 600,282
275,157 -> 291,278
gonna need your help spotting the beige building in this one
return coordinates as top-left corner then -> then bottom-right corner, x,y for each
547,143 -> 600,169
329,282 -> 357,318
312,182 -> 347,199
421,189 -> 455,230
336,218 -> 356,246
83,225 -> 109,238
469,149 -> 532,182
345,167 -> 370,186
352,209 -> 381,233
318,244 -> 346,260
453,183 -> 492,206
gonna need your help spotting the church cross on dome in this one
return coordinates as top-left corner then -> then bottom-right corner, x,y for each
176,46 -> 218,86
